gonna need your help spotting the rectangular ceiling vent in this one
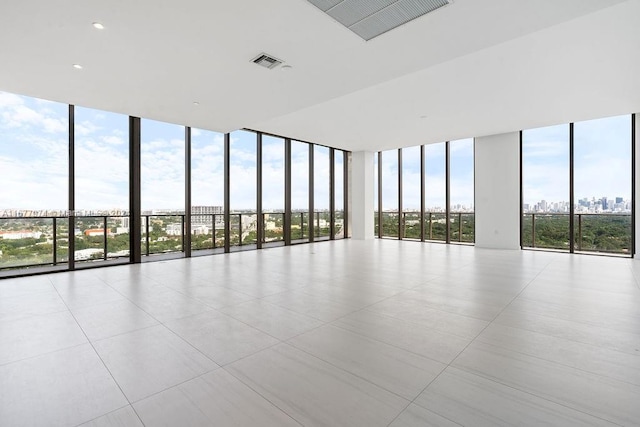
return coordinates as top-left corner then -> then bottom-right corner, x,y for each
307,0 -> 452,41
252,53 -> 283,69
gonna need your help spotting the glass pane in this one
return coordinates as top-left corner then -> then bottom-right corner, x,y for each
0,92 -> 68,269
374,152 -> 379,236
334,151 -> 344,239
141,119 -> 185,255
574,115 -> 631,254
314,146 -> 330,239
424,143 -> 446,241
191,129 -> 225,251
522,124 -> 569,250
402,146 -> 421,240
75,106 -> 129,262
230,130 -> 257,246
262,135 -> 284,243
449,138 -> 474,243
381,149 -> 399,238
291,141 -> 309,242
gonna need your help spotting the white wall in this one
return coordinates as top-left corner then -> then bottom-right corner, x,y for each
475,132 -> 521,249
351,151 -> 375,239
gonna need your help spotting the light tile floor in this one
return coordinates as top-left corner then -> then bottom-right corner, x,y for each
1,240 -> 639,426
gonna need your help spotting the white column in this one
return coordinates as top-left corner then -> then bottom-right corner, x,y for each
635,113 -> 640,257
351,151 -> 375,239
475,132 -> 520,249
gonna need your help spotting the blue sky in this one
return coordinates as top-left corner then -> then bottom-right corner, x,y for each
0,91 -> 336,212
0,91 -> 632,213
522,115 -> 631,205
376,138 -> 474,211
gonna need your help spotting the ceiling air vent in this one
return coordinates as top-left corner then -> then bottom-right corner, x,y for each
307,0 -> 453,41
252,53 -> 283,69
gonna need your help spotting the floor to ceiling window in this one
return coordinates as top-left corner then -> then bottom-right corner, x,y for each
191,128 -> 225,252
0,93 -> 68,270
334,150 -> 345,239
402,145 -> 421,240
573,115 -> 632,254
314,145 -> 330,240
74,107 -> 129,263
291,141 -> 310,242
380,149 -> 399,238
449,138 -> 475,243
521,115 -> 633,256
424,143 -> 446,242
141,119 -> 185,257
262,135 -> 285,245
521,124 -> 570,250
0,90 -> 349,277
229,130 -> 257,248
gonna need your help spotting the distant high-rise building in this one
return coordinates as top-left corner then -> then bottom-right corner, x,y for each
191,206 -> 224,225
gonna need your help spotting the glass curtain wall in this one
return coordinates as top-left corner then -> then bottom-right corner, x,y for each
449,138 -> 475,243
314,145 -> 330,239
521,124 -> 570,250
262,135 -> 285,244
141,119 -> 185,256
229,130 -> 257,247
75,107 -> 129,263
0,93 -> 68,269
191,128 -> 225,252
291,141 -> 309,242
573,115 -> 632,254
0,89 -> 349,276
374,152 -> 379,236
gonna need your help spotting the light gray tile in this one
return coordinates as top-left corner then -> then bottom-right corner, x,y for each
128,288 -> 214,322
452,342 -> 640,425
219,299 -> 323,340
289,324 -> 446,399
494,308 -> 640,356
56,283 -> 127,310
477,323 -> 640,386
0,344 -> 127,427
79,406 -> 144,427
165,310 -> 279,365
72,299 -> 159,341
0,310 -> 87,365
0,276 -> 55,297
0,290 -> 68,322
389,404 -> 461,427
416,367 -> 616,426
263,289 -> 364,322
93,325 -> 218,402
367,296 -> 489,339
227,343 -> 408,427
334,310 -> 470,363
134,369 -> 300,426
174,285 -> 256,309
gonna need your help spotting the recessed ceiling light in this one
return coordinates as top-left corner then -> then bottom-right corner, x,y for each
193,101 -> 200,106
92,22 -> 104,30
281,65 -> 293,71
73,64 -> 83,70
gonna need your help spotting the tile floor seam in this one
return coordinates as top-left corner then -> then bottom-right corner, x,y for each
279,340 -> 415,404
70,404 -> 139,427
0,341 -> 87,368
389,252 -> 556,422
459,337 -> 640,388
48,279 -> 148,427
447,364 -> 627,427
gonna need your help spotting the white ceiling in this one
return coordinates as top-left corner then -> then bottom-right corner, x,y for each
0,0 -> 638,151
